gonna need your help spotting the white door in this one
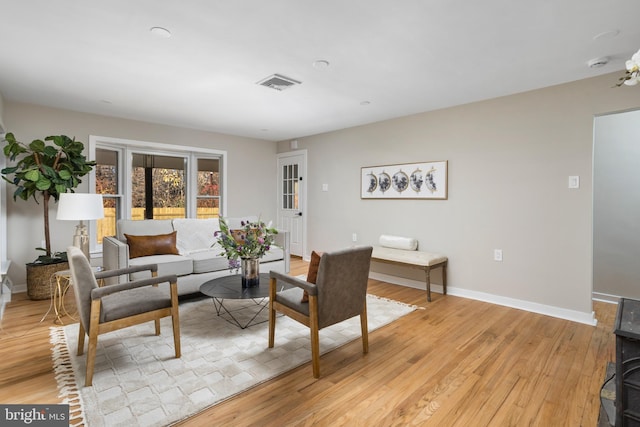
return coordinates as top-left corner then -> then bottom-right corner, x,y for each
277,151 -> 306,257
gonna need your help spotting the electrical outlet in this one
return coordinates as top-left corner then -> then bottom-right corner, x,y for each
352,233 -> 357,242
494,249 -> 503,262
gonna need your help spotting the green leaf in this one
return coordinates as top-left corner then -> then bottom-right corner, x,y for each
46,135 -> 74,148
3,132 -> 16,143
35,177 -> 52,190
29,139 -> 46,153
58,169 -> 72,180
42,146 -> 58,158
40,164 -> 56,178
54,184 -> 66,195
14,187 -> 28,201
24,169 -> 41,182
1,166 -> 18,174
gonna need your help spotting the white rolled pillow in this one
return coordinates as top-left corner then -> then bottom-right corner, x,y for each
379,235 -> 418,251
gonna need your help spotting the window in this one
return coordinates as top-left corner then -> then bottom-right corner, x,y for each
131,154 -> 186,220
282,164 -> 299,210
89,136 -> 226,253
197,158 -> 220,219
95,148 -> 122,246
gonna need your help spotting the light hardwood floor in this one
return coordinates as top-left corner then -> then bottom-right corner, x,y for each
0,257 -> 617,426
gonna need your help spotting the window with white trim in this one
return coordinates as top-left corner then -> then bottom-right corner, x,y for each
89,136 -> 226,254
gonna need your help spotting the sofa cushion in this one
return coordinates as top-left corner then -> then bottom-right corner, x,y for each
128,254 -> 194,278
260,246 -> 284,263
172,218 -> 220,254
189,249 -> 231,273
125,231 -> 180,258
371,246 -> 447,267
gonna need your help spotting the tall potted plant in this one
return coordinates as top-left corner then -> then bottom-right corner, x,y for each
1,132 -> 96,299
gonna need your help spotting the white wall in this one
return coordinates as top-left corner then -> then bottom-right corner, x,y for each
3,101 -> 279,287
277,72 -> 640,324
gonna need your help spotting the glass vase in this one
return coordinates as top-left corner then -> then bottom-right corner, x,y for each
241,257 -> 260,288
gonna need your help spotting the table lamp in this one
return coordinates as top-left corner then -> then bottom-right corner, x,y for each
56,193 -> 104,259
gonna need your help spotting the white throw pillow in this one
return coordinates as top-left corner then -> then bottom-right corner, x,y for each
379,234 -> 418,251
173,218 -> 220,254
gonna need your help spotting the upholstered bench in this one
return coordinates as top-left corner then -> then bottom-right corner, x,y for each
371,235 -> 448,302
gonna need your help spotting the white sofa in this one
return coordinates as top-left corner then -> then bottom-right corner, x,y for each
103,216 -> 290,295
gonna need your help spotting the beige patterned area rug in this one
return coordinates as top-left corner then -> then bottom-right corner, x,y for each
49,294 -> 416,427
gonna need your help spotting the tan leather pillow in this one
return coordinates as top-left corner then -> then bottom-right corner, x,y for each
230,229 -> 247,244
301,251 -> 323,303
125,231 -> 180,259
230,228 -> 258,244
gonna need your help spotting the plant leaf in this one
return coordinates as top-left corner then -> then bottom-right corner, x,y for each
29,139 -> 46,153
35,177 -> 52,190
24,169 -> 41,182
58,169 -> 72,180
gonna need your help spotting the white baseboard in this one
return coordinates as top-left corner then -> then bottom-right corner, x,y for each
0,279 -> 13,320
592,292 -> 622,304
369,272 -> 598,326
11,283 -> 26,294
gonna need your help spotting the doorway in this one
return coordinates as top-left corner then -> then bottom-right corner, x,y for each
593,109 -> 640,300
277,151 -> 307,257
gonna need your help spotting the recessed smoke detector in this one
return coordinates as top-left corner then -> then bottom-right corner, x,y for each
593,30 -> 619,41
313,60 -> 330,69
150,26 -> 171,38
587,57 -> 609,68
257,74 -> 302,91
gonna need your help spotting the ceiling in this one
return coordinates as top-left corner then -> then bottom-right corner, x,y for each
0,1 -> 638,142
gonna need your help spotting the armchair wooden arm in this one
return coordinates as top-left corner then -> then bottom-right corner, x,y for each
91,274 -> 178,299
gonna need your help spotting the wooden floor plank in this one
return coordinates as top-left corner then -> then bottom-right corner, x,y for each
0,257 -> 618,426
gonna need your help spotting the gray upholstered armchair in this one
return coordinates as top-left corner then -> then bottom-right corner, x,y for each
268,246 -> 373,378
67,246 -> 181,386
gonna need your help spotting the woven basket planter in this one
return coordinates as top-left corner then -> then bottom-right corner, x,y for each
26,261 -> 69,300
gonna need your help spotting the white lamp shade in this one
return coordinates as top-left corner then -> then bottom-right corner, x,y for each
56,193 -> 104,220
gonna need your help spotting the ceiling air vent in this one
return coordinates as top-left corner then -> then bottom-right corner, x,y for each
257,74 -> 301,91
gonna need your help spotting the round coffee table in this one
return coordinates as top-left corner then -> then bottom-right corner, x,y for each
199,273 -> 292,329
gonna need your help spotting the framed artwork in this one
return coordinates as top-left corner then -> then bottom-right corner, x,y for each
361,161 -> 448,199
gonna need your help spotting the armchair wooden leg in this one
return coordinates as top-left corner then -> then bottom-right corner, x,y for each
310,296 -> 320,378
85,300 -> 102,387
170,281 -> 181,358
268,278 -> 276,348
171,312 -> 181,358
361,301 -> 369,354
77,322 -> 86,356
154,319 -> 161,335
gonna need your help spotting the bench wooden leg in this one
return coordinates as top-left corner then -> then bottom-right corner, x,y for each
425,267 -> 432,302
442,262 -> 447,296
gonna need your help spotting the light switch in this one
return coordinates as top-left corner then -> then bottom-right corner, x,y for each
322,184 -> 329,192
568,176 -> 580,189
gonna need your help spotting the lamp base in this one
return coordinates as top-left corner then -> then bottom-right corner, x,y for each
72,221 -> 90,260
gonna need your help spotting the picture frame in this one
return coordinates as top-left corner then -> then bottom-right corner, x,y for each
361,161 -> 448,199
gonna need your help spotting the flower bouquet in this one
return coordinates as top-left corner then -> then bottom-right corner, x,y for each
215,217 -> 278,285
